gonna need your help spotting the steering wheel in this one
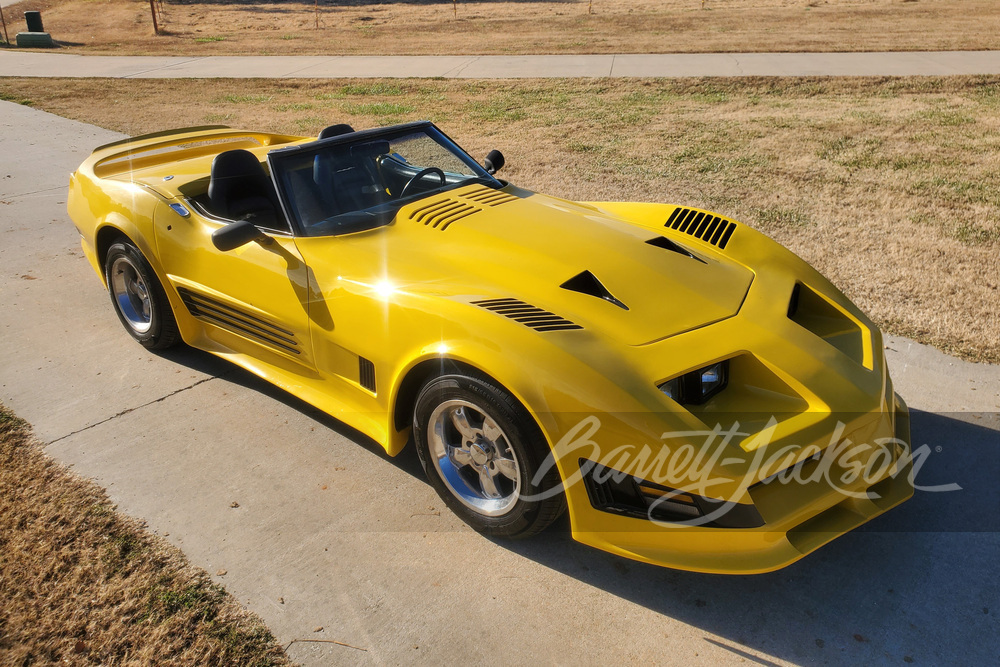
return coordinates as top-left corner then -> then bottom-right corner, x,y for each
399,168 -> 446,199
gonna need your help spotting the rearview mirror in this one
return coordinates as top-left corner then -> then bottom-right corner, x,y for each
484,150 -> 505,175
212,219 -> 268,252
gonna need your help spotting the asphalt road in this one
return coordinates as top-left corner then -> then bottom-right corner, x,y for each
2,101 -> 999,665
2,50 -> 1000,78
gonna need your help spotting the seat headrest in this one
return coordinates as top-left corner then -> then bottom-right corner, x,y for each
319,124 -> 355,140
207,149 -> 281,224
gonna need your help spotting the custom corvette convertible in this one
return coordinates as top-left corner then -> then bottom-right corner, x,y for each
68,121 -> 913,573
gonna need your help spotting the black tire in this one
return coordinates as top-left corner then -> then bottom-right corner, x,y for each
412,370 -> 566,538
104,239 -> 180,350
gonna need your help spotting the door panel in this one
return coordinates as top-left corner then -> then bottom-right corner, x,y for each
154,201 -> 315,374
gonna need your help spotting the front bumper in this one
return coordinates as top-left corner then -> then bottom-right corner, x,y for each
564,392 -> 913,574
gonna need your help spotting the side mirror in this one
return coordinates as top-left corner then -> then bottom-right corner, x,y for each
212,219 -> 267,251
484,149 -> 505,175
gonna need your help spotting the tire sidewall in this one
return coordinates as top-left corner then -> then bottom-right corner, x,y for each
105,241 -> 166,348
413,373 -> 563,538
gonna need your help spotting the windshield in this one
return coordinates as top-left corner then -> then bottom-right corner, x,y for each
268,124 -> 501,237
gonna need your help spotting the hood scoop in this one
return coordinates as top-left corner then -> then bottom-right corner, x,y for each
646,236 -> 705,263
560,270 -> 628,311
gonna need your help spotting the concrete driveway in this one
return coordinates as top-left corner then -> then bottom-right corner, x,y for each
2,101 -> 998,665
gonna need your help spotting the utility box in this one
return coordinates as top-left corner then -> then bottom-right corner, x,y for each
16,10 -> 55,48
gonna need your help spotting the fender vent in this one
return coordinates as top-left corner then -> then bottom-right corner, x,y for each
358,356 -> 377,393
665,207 -> 736,249
177,287 -> 300,355
472,298 -> 582,332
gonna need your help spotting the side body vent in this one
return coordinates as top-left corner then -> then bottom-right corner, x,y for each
560,270 -> 628,310
405,186 -> 517,231
358,356 -> 377,393
665,207 -> 736,249
177,287 -> 300,356
472,298 -> 583,332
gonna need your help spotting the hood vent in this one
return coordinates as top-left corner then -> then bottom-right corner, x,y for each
560,270 -> 628,311
665,207 -> 736,249
462,186 -> 518,207
406,186 -> 517,231
646,236 -> 705,263
409,198 -> 482,230
472,298 -> 582,332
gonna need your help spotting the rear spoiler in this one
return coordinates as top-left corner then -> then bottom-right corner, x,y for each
91,125 -> 232,153
86,126 -> 308,179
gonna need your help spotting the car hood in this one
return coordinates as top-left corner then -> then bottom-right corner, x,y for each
302,185 -> 754,346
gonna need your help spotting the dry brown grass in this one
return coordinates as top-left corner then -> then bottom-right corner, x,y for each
0,404 -> 292,666
4,0 -> 1000,56
1,75 -> 998,364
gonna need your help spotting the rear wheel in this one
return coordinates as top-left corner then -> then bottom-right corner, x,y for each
105,240 -> 180,350
413,371 -> 565,538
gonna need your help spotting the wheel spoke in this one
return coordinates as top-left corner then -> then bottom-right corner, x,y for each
449,445 -> 473,468
479,468 -> 501,499
481,416 -> 503,443
450,407 -> 477,440
494,456 -> 518,482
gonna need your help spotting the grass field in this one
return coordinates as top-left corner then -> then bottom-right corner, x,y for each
0,405 -> 292,665
3,0 -> 1000,56
1,74 -> 997,363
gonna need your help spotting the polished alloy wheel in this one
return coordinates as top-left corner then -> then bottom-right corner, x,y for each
428,399 -> 521,516
110,256 -> 152,334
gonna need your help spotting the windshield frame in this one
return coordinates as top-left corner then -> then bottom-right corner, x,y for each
266,121 -> 502,237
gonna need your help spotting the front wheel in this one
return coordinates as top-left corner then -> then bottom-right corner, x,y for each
104,240 -> 180,350
412,371 -> 565,538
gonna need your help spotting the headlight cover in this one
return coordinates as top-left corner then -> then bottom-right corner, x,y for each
659,360 -> 729,405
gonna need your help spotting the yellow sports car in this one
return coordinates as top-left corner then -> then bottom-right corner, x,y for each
68,122 -> 913,574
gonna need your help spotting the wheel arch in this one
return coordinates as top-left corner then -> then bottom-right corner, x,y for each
392,356 -> 484,435
389,353 -> 548,457
95,224 -> 132,284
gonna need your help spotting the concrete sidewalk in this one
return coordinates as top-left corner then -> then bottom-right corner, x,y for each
2,50 -> 1000,78
2,100 -> 999,665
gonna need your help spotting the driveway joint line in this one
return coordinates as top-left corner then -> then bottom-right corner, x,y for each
442,56 -> 480,78
45,375 -> 222,446
728,53 -> 745,76
3,186 -> 65,199
280,57 -> 340,78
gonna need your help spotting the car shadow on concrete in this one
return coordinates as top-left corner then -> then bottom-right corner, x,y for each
156,345 -> 428,480
493,409 -> 1000,664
